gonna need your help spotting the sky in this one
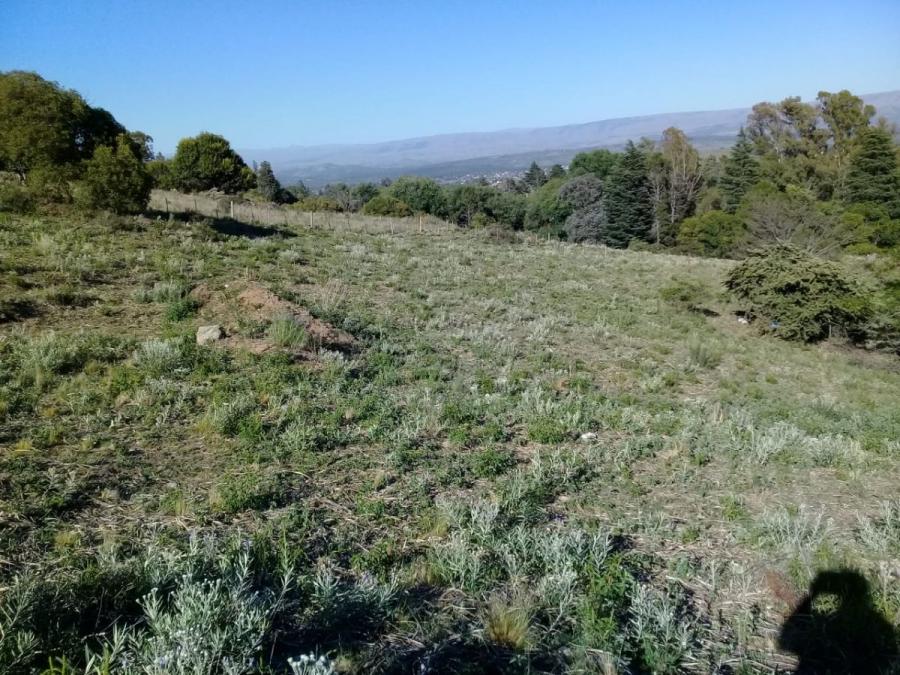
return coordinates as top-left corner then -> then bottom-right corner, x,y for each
2,1 -> 899,155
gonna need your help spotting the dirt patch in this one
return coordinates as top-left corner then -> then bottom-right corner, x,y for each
191,281 -> 355,353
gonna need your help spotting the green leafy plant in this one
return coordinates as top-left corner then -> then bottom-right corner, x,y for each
725,245 -> 871,342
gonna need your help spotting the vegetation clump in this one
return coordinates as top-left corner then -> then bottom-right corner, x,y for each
725,245 -> 871,341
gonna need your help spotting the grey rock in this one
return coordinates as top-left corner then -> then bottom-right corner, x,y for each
196,324 -> 224,345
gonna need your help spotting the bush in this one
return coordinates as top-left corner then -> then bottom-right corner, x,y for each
361,193 -> 411,217
170,132 -> 255,194
77,134 -> 152,214
0,174 -> 33,213
725,245 -> 871,342
677,210 -> 744,258
564,205 -> 609,244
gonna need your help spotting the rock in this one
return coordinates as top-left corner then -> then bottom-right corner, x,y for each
196,324 -> 223,345
579,432 -> 598,442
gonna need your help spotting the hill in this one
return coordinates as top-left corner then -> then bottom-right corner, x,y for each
243,90 -> 900,185
2,207 -> 899,671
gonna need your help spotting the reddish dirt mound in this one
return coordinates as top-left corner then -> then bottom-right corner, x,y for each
191,281 -> 354,353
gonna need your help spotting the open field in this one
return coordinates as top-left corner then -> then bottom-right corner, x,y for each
1,208 -> 898,673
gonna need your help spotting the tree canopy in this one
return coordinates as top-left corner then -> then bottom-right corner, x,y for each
170,133 -> 256,193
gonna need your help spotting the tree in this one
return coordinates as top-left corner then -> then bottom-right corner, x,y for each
146,157 -> 175,189
660,127 -> 702,241
486,191 -> 527,229
524,177 -> 570,232
0,71 -> 125,179
677,210 -> 744,258
817,90 -> 876,198
602,141 -> 654,247
845,126 -> 900,217
78,134 -> 152,214
387,176 -> 446,216
256,161 -> 281,202
523,162 -> 547,190
547,164 -> 566,180
564,205 -> 608,243
568,149 -> 619,180
739,184 -> 851,255
446,184 -> 492,226
720,129 -> 760,213
170,133 -> 256,193
361,193 -> 411,217
351,183 -> 380,210
746,97 -> 826,191
127,131 -> 155,162
558,174 -> 603,211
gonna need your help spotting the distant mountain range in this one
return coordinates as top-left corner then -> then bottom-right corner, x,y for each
241,90 -> 900,187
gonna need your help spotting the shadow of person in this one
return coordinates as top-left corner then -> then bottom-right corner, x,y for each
778,569 -> 898,674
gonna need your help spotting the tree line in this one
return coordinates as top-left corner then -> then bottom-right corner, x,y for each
2,71 -> 898,261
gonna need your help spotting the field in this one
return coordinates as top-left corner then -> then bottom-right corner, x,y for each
1,208 -> 898,673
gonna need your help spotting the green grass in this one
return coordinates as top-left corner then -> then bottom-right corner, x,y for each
1,208 -> 899,673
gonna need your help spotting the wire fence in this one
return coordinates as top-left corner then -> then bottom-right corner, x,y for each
149,190 -> 456,235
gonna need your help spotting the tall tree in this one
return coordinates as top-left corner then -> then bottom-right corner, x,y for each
0,71 -> 125,179
603,141 -> 654,247
845,126 -> 900,216
523,161 -> 547,190
817,90 -> 875,198
720,129 -> 760,212
568,149 -> 619,180
256,161 -> 281,202
660,127 -> 702,242
746,97 -> 826,191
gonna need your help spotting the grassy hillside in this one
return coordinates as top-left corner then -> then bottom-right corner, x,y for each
1,209 -> 898,673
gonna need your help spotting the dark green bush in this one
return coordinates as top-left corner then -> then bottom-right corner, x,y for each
725,245 -> 871,342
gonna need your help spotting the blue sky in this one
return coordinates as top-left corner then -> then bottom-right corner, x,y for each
2,1 -> 899,155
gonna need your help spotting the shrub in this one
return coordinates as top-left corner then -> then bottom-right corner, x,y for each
361,193 -> 411,217
725,245 -> 871,342
676,210 -> 744,258
0,175 -> 33,213
77,134 -> 152,214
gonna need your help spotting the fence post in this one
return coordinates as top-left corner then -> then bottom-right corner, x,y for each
230,201 -> 234,219
193,197 -> 198,212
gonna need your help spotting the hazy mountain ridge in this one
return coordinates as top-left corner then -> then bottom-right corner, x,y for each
243,90 -> 900,186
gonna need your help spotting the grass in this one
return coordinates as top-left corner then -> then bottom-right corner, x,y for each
1,206 -> 899,673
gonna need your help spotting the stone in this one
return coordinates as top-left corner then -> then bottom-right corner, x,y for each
196,324 -> 223,345
579,432 -> 598,442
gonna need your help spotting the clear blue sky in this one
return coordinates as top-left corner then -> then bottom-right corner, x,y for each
2,1 -> 899,155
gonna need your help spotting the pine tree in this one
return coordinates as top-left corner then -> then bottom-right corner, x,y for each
256,161 -> 281,202
602,141 -> 654,247
845,127 -> 900,216
720,128 -> 760,212
523,161 -> 547,190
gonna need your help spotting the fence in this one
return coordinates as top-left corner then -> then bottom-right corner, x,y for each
149,190 -> 455,235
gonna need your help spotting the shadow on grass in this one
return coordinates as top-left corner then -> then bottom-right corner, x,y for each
0,298 -> 39,323
778,569 -> 898,674
144,210 -> 295,239
206,217 -> 295,239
